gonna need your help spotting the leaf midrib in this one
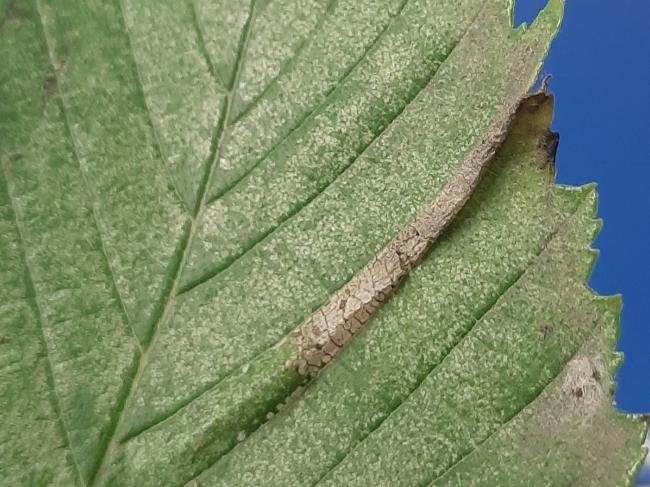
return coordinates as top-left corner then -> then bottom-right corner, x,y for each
84,0 -> 258,482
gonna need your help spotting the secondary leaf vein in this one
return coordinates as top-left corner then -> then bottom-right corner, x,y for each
230,0 -> 338,124
204,0 -> 411,206
179,1 -> 486,295
33,0 -> 138,349
188,0 -> 226,90
0,163 -> 85,487
117,0 -> 190,214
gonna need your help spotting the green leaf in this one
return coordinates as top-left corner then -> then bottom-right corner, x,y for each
0,0 -> 645,485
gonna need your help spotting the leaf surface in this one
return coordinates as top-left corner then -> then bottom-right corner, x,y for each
0,0 -> 645,485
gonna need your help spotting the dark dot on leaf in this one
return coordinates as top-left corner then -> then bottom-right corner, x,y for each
540,323 -> 554,339
592,368 -> 601,383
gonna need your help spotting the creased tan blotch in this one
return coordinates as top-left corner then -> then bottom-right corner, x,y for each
291,91 -> 552,376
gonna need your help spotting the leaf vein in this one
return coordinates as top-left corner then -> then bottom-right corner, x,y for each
178,0 -> 485,295
0,163 -> 85,487
117,0 -> 190,213
34,0 -> 139,349
203,0 -> 411,206
230,0 -> 338,124
188,0 -> 227,91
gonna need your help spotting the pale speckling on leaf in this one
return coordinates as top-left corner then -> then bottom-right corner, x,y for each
0,0 -> 646,485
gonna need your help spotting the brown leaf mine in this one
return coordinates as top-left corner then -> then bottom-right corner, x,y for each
291,90 -> 554,376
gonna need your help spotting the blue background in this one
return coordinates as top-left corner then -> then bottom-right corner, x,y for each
514,1 -> 649,413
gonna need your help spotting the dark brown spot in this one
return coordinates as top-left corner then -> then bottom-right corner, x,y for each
592,368 -> 601,383
43,74 -> 57,94
41,73 -> 58,110
539,131 -> 559,167
540,323 -> 554,339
